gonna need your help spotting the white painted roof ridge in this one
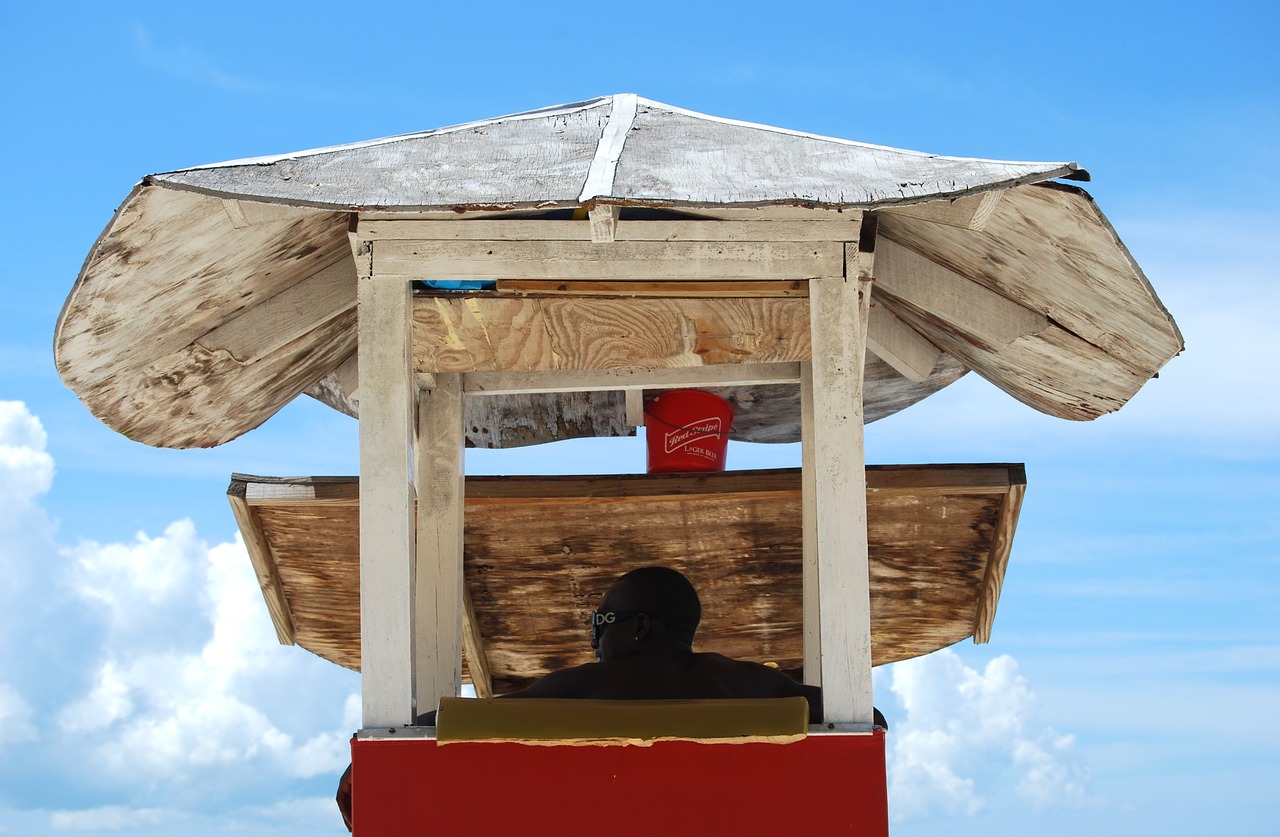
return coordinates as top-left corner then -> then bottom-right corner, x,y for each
579,93 -> 638,202
162,96 -> 614,174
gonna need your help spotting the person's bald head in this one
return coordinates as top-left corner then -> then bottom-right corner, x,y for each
609,566 -> 701,647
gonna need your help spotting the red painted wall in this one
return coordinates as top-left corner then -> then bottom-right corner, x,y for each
350,732 -> 888,835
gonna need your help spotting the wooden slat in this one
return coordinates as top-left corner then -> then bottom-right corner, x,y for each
875,237 -> 1049,347
800,361 -> 820,690
462,363 -> 801,396
197,256 -> 356,365
226,483 -> 297,645
356,218 -> 860,242
372,240 -> 843,282
494,280 -> 807,297
588,205 -> 620,243
462,585 -> 494,698
881,191 -> 1002,231
879,184 -> 1183,375
414,375 -> 466,714
413,296 -> 811,375
357,275 -> 417,727
625,389 -> 644,427
973,480 -> 1026,644
874,234 -> 1156,420
237,464 -> 1022,506
867,295 -> 942,383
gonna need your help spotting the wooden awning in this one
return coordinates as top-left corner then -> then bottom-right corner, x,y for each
228,464 -> 1025,694
56,95 -> 1181,451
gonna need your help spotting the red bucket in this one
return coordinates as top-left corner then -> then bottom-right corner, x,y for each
644,390 -> 734,473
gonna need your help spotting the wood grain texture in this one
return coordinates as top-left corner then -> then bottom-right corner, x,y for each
878,183 -> 1182,418
229,465 -> 1025,690
54,185 -> 355,448
414,376 -> 466,712
57,98 -> 1176,453
373,240 -> 843,282
411,296 -> 812,374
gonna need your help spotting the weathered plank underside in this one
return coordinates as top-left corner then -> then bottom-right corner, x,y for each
228,465 -> 1026,691
55,94 -> 1181,450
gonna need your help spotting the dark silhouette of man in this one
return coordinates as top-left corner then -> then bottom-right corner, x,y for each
337,566 -> 884,829
496,566 -> 825,719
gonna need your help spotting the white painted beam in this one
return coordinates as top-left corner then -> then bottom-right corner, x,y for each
357,275 -> 417,728
371,240 -> 843,282
460,362 -> 801,396
805,260 -> 874,726
356,218 -> 859,242
414,374 -> 466,719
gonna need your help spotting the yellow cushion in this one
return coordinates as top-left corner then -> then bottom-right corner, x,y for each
435,697 -> 809,745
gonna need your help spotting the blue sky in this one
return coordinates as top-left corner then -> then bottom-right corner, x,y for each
1,2 -> 1276,835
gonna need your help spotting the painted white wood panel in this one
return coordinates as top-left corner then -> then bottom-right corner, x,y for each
414,375 -> 466,718
372,240 -> 843,282
806,268 -> 874,726
357,276 -> 417,727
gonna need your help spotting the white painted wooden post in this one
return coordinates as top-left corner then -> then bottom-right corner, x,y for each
414,373 -> 466,718
803,263 -> 874,726
357,274 -> 417,728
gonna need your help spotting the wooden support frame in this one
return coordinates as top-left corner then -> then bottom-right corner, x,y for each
414,375 -> 466,716
355,218 -> 861,243
352,221 -> 887,729
372,239 -> 843,283
802,247 -> 875,726
461,363 -> 801,396
357,273 -> 417,727
867,296 -> 941,383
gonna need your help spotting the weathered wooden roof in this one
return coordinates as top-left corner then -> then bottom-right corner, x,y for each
228,465 -> 1026,694
55,94 -> 1181,450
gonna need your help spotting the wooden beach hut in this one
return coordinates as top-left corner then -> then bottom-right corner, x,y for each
55,95 -> 1182,834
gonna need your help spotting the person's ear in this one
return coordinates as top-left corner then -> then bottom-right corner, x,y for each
634,613 -> 651,641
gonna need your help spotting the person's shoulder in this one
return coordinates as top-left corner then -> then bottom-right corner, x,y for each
508,661 -> 606,699
695,653 -> 804,688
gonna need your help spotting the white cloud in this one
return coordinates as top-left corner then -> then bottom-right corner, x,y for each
882,649 -> 1091,821
0,400 -> 54,510
61,530 -> 355,782
0,400 -> 358,831
0,682 -> 36,749
50,805 -> 189,832
65,520 -> 204,629
131,24 -> 261,93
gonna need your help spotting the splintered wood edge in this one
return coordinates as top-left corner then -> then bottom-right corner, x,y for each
972,473 -> 1027,644
227,483 -> 298,645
